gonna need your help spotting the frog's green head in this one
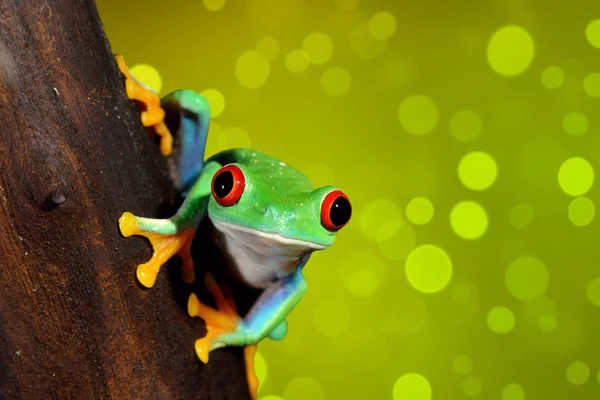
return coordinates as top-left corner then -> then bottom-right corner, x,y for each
206,162 -> 352,249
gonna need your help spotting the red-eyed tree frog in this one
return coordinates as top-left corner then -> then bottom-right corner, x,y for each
115,55 -> 352,399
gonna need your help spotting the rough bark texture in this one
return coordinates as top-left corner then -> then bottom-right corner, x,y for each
0,0 -> 250,398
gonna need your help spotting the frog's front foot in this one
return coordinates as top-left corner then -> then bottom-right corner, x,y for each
188,273 -> 259,400
115,54 -> 173,156
119,211 -> 196,288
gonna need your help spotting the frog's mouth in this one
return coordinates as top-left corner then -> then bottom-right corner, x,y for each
209,218 -> 326,289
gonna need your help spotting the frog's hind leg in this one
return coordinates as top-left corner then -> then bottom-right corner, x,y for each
187,273 -> 240,363
187,273 -> 259,400
115,54 -> 173,156
119,212 -> 196,288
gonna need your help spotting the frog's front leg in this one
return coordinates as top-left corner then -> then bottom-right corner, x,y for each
188,261 -> 309,399
115,54 -> 173,156
119,212 -> 197,288
119,161 -> 221,288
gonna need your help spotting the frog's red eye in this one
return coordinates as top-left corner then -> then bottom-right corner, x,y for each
211,165 -> 245,206
321,190 -> 352,231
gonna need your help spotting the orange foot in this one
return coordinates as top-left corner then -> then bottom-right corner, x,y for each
115,54 -> 173,156
188,273 -> 259,399
119,211 -> 196,288
244,344 -> 259,400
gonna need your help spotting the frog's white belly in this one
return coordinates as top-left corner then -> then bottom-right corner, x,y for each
210,218 -> 326,289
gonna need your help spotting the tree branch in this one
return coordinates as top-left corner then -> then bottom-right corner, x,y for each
0,0 -> 250,398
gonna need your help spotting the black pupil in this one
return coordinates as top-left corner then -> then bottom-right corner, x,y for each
214,171 -> 234,199
330,196 -> 351,227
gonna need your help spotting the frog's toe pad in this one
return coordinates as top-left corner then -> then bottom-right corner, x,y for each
188,293 -> 202,317
137,263 -> 158,288
194,336 -> 211,364
119,212 -> 139,237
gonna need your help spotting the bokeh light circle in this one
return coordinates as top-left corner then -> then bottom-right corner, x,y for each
452,284 -> 472,304
321,67 -> 351,96
505,256 -> 549,301
406,197 -> 435,225
398,95 -> 439,135
285,49 -> 310,73
487,306 -> 515,334
558,157 -> 594,196
586,20 -> 600,48
235,50 -> 270,89
204,122 -> 224,157
348,268 -> 379,298
350,24 -> 387,59
449,110 -> 483,142
509,204 -> 533,228
566,361 -> 590,385
443,279 -> 481,325
283,376 -> 325,400
360,198 -> 403,240
130,64 -> 162,93
502,383 -> 525,400
541,66 -> 564,89
568,197 -> 595,226
458,151 -> 498,191
487,25 -> 535,76
453,355 -> 474,375
337,249 -> 386,295
217,126 -> 252,151
525,296 -> 557,322
583,73 -> 600,98
562,112 -> 588,136
450,201 -> 489,240
392,373 -> 432,400
462,376 -> 482,397
334,0 -> 360,11
377,219 -> 416,261
302,32 -> 334,65
368,12 -> 397,40
586,278 -> 600,307
255,351 -> 268,390
405,245 -> 453,293
200,89 -> 225,118
313,299 -> 350,338
538,314 -> 557,332
256,37 -> 280,61
203,0 -> 226,11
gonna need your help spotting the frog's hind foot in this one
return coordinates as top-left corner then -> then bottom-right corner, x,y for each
115,54 -> 173,156
119,211 -> 196,288
187,273 -> 241,363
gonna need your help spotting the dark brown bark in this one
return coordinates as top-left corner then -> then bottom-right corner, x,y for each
0,0 -> 250,398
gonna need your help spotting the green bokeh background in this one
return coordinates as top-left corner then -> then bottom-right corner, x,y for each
97,1 -> 600,399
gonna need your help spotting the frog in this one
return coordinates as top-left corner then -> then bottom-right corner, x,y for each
114,55 -> 352,399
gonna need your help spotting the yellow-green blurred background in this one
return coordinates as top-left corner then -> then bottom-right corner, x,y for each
97,0 -> 600,399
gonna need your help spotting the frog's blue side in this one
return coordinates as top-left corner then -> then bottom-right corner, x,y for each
162,90 -> 210,192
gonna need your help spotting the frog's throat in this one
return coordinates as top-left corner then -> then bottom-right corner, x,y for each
209,218 -> 326,289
